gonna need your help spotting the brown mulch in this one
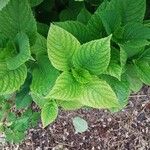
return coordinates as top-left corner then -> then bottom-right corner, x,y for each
1,86 -> 150,150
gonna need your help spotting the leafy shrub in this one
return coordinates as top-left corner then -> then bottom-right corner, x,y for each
0,0 -> 150,143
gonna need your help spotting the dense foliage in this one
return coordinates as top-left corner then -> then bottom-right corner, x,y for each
0,0 -> 150,143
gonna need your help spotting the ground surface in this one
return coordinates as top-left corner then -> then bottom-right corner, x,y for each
1,87 -> 150,150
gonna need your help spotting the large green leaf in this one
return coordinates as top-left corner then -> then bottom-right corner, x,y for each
0,0 -> 37,45
0,63 -> 27,95
47,24 -> 80,71
73,35 -> 112,75
46,72 -> 82,100
47,72 -> 118,109
31,54 -> 59,97
41,100 -> 58,128
54,21 -> 91,43
109,0 -> 146,24
0,0 -> 10,10
6,32 -> 31,70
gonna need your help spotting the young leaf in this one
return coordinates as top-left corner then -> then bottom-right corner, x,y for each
73,35 -> 112,75
72,68 -> 92,84
29,0 -> 43,7
47,24 -> 80,71
31,54 -> 59,97
41,100 -> 58,128
72,117 -> 88,133
6,32 -> 31,70
0,63 -> 27,95
46,72 -> 82,100
0,0 -> 37,45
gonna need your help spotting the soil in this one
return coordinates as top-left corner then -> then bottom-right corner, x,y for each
1,86 -> 150,150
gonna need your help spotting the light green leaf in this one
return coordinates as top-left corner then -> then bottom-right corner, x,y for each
47,24 -> 80,71
72,68 -> 92,84
6,32 -> 31,70
54,21 -> 91,43
72,116 -> 88,133
0,0 -> 10,10
73,35 -> 112,75
41,100 -> 58,128
79,77 -> 119,108
0,63 -> 27,95
46,72 -> 82,100
135,61 -> 150,85
126,64 -> 143,92
0,0 -> 37,45
31,54 -> 59,97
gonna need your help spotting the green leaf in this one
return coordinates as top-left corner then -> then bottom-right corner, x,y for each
6,32 -> 31,70
121,39 -> 150,58
123,23 -> 150,41
54,21 -> 91,43
109,0 -> 146,24
46,72 -> 81,100
5,128 -> 26,143
15,91 -> 32,109
104,48 -> 122,80
72,68 -> 92,84
0,0 -> 10,10
0,0 -> 37,45
41,100 -> 58,128
100,75 -> 130,111
79,77 -> 119,108
0,64 -> 27,95
77,8 -> 91,25
126,64 -> 143,92
135,61 -> 150,85
47,24 -> 80,71
31,33 -> 47,55
87,1 -> 108,39
73,35 -> 112,75
29,0 -> 43,7
72,116 -> 88,133
100,9 -> 121,35
31,54 -> 59,97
